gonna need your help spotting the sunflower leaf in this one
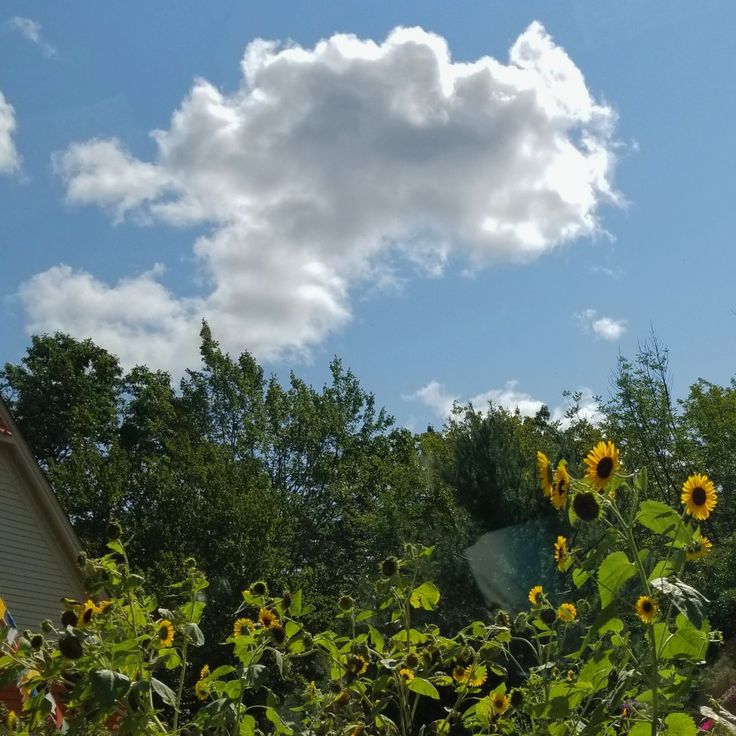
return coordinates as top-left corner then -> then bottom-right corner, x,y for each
597,551 -> 636,609
408,677 -> 440,699
410,582 -> 440,610
637,501 -> 689,544
650,577 -> 709,629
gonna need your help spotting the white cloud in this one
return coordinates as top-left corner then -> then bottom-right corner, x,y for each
29,23 -> 619,372
6,17 -> 57,57
576,308 -> 626,341
406,379 -> 602,427
0,91 -> 19,174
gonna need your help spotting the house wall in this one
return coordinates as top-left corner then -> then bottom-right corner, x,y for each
0,441 -> 83,631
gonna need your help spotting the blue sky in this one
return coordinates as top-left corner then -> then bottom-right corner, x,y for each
1,2 -> 735,430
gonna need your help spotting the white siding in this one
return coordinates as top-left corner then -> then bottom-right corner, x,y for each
0,446 -> 80,631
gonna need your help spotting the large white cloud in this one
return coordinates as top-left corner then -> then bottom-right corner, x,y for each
27,23 -> 619,371
0,91 -> 19,174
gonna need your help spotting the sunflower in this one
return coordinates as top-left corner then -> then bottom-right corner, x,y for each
584,441 -> 620,490
550,462 -> 570,510
233,617 -> 254,638
557,603 -> 577,623
346,654 -> 368,678
258,607 -> 278,628
686,535 -> 713,561
635,595 -> 657,623
528,585 -> 544,606
537,451 -> 554,497
553,536 -> 569,572
157,619 -> 175,648
79,599 -> 100,627
491,692 -> 510,715
194,665 -> 210,701
681,473 -> 717,521
452,664 -> 486,687
399,668 -> 415,683
572,491 -> 601,522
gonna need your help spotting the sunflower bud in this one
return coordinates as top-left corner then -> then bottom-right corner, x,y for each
270,623 -> 286,644
380,557 -> 399,578
494,610 -> 510,627
41,619 -> 54,633
338,595 -> 354,611
513,612 -> 529,631
251,581 -> 268,596
576,599 -> 590,617
406,652 -> 420,668
106,521 -> 122,540
572,492 -> 601,522
76,551 -> 87,567
61,610 -> 78,628
59,632 -> 83,659
281,591 -> 292,609
31,634 -> 44,649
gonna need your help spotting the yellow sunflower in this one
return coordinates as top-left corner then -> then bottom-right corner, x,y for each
399,668 -> 415,683
635,595 -> 658,623
259,607 -> 279,628
553,535 -> 569,572
550,462 -> 570,510
233,617 -> 254,637
686,535 -> 713,561
584,441 -> 620,490
157,619 -> 175,648
194,664 -> 210,701
452,664 -> 486,687
536,451 -> 554,497
557,603 -> 577,623
78,599 -> 100,627
346,654 -> 369,677
681,473 -> 717,521
491,692 -> 510,715
528,585 -> 544,606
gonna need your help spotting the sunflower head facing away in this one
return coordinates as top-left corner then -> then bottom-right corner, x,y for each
528,585 -> 544,607
557,603 -> 577,623
553,535 -> 569,572
681,473 -> 717,521
686,535 -> 713,561
635,595 -> 657,623
584,441 -> 620,490
572,491 -> 601,522
549,462 -> 570,510
537,451 -> 554,497
157,619 -> 175,648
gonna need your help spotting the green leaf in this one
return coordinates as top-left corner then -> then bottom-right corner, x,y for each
637,501 -> 689,543
598,551 -> 636,608
89,669 -> 131,709
368,624 -> 385,653
240,714 -> 256,736
289,590 -> 302,618
629,723 -> 651,736
664,712 -> 697,736
150,677 -> 177,707
408,677 -> 440,699
179,600 -> 205,624
598,617 -> 623,635
648,560 -> 675,582
106,538 -> 125,556
410,582 -> 440,610
183,622 -> 205,646
572,567 -> 590,589
266,706 -> 293,735
650,576 -> 710,629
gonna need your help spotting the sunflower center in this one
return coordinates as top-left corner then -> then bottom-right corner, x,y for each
692,487 -> 706,506
159,626 -> 168,641
83,608 -> 93,624
642,600 -> 653,613
596,457 -> 614,479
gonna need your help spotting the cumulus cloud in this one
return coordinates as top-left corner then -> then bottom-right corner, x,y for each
0,91 -> 19,174
5,17 -> 57,57
28,23 -> 619,371
576,308 -> 626,341
405,379 -> 602,427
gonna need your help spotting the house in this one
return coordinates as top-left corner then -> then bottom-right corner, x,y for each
0,397 -> 84,632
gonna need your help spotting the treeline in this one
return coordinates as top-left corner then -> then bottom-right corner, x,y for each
2,326 -> 736,641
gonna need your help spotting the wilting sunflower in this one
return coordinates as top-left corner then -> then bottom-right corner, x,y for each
233,617 -> 254,638
194,664 -> 210,701
550,462 -> 570,510
686,535 -> 713,561
553,536 -> 569,572
537,451 -> 554,497
572,491 -> 601,522
557,603 -> 577,623
491,692 -> 510,715
399,668 -> 415,683
157,619 -> 175,648
584,441 -> 620,490
635,595 -> 657,623
258,607 -> 278,628
528,585 -> 544,606
346,654 -> 368,678
681,473 -> 717,521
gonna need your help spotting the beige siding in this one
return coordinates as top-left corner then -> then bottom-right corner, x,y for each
0,446 -> 80,631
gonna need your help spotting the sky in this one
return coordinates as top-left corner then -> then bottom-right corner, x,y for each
1,2 -> 735,431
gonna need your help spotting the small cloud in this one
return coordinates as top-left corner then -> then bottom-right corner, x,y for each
5,16 -> 57,57
0,91 -> 20,174
402,381 -> 458,418
576,308 -> 626,341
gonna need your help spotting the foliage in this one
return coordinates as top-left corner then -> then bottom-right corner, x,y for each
0,441 -> 725,735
